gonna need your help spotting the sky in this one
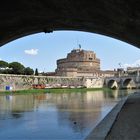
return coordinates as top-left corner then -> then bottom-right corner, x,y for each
0,31 -> 140,72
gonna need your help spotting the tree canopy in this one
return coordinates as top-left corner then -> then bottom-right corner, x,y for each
0,60 -> 9,68
9,62 -> 25,74
24,67 -> 34,75
0,60 -> 35,75
35,68 -> 39,75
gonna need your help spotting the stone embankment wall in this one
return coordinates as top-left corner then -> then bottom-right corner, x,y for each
84,78 -> 105,88
0,74 -> 37,91
0,74 -> 105,91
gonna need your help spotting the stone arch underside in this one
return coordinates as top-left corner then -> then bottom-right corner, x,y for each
108,80 -> 118,89
1,0 -> 140,47
122,78 -> 136,89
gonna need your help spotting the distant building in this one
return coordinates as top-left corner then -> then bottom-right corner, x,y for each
101,70 -> 117,77
39,72 -> 56,76
127,67 -> 140,72
55,48 -> 115,77
127,67 -> 140,76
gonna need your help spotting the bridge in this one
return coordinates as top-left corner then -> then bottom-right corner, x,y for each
1,0 -> 140,48
105,76 -> 140,89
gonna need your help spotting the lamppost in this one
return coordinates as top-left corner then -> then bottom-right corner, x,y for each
118,63 -> 122,77
137,64 -> 140,77
136,64 -> 140,83
118,63 -> 122,68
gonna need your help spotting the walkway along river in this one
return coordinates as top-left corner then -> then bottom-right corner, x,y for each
0,89 -> 138,140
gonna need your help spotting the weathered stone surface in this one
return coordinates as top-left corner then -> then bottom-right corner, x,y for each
0,74 -> 105,90
0,0 -> 140,47
56,48 -> 100,77
0,74 -> 84,90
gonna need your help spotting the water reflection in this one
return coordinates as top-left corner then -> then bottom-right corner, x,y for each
0,89 -> 137,139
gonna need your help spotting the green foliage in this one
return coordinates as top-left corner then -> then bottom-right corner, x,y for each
9,62 -> 25,74
1,69 -> 10,74
35,68 -> 39,75
24,67 -> 34,75
0,60 -> 9,74
0,60 -> 36,75
0,60 -> 9,68
0,88 -> 107,94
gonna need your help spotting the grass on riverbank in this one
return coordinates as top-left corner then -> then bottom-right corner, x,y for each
0,87 -> 112,94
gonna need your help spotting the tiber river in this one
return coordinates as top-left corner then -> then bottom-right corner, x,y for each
0,89 -> 138,140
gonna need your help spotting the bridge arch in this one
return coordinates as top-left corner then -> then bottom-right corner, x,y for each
107,79 -> 118,89
122,78 -> 136,89
0,1 -> 140,47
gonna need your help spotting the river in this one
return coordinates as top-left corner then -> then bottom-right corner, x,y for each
0,89 -> 138,140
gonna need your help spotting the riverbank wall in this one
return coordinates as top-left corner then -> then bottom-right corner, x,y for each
0,74 -> 105,91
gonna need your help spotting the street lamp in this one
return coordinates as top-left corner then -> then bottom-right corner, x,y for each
137,64 -> 140,77
118,63 -> 122,77
118,63 -> 122,68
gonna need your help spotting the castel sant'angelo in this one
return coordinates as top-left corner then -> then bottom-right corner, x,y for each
55,46 -> 108,77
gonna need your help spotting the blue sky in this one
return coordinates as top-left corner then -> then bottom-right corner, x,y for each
0,31 -> 140,72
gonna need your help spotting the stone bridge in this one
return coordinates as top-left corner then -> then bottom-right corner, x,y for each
105,76 -> 140,89
1,0 -> 140,48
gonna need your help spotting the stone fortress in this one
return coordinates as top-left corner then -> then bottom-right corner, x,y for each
55,46 -> 114,77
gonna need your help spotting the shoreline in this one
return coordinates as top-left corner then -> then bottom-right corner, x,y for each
0,87 -> 111,94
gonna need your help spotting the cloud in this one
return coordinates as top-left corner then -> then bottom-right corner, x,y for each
24,49 -> 38,55
122,59 -> 140,68
0,58 -> 1,60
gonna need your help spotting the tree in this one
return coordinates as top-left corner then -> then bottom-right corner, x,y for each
0,60 -> 9,68
9,62 -> 25,74
0,60 -> 9,74
24,67 -> 34,75
35,68 -> 39,75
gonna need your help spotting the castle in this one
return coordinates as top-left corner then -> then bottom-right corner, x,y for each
55,47 -> 103,77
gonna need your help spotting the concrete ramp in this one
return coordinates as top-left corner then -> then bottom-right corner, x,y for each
106,92 -> 140,140
85,96 -> 127,140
